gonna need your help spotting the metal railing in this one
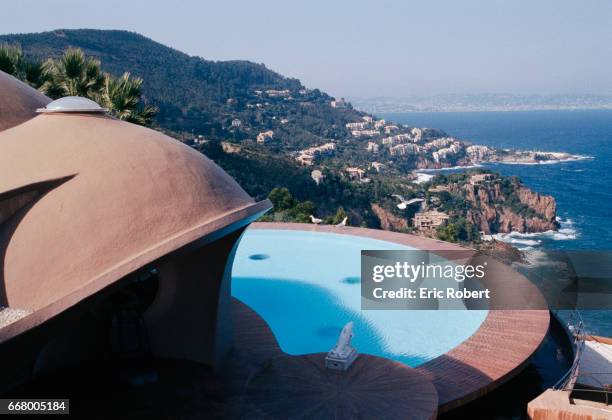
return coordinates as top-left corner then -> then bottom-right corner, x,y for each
553,310 -> 611,407
553,310 -> 586,391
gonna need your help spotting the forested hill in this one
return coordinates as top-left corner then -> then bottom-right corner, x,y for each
0,29 -> 561,245
0,29 -> 363,138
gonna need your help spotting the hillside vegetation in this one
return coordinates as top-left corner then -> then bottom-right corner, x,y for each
0,30 -> 356,141
0,29 -> 559,243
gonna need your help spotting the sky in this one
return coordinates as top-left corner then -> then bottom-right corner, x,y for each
3,0 -> 612,98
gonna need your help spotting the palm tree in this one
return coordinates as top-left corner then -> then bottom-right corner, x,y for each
0,43 -> 21,76
21,60 -> 47,88
0,43 -> 46,88
100,72 -> 158,126
5,45 -> 156,126
41,48 -> 104,99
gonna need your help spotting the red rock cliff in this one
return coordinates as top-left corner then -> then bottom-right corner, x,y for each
449,180 -> 558,234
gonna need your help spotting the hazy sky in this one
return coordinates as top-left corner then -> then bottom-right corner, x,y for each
3,0 -> 612,98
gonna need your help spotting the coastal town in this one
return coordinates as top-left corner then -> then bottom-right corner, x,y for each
223,91 -> 585,180
183,90 -> 577,243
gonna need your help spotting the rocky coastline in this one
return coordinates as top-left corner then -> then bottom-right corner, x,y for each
458,180 -> 558,234
397,171 -> 561,246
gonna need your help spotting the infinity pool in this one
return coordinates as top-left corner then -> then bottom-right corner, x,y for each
231,229 -> 487,367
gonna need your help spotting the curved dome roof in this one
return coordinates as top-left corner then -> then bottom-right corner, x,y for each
0,110 -> 271,341
0,70 -> 51,132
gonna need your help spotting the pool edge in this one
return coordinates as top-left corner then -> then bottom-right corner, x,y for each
240,222 -> 550,413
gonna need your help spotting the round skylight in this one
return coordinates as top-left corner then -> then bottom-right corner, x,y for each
36,96 -> 108,114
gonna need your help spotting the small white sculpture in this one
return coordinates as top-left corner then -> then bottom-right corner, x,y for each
325,321 -> 358,370
329,322 -> 354,358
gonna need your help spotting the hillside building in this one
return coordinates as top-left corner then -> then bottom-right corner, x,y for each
469,173 -> 495,185
413,210 -> 450,232
257,130 -> 274,144
351,129 -> 379,138
371,162 -> 385,173
366,141 -> 380,153
331,98 -> 347,108
374,120 -> 386,129
345,167 -> 366,181
346,121 -> 369,130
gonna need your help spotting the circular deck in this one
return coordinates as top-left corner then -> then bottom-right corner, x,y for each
232,223 -> 550,414
233,353 -> 437,420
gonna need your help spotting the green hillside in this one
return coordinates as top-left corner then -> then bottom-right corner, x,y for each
0,29 -> 557,244
0,29 -> 363,143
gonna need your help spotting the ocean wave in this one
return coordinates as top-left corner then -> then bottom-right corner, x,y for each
505,237 -> 542,246
492,222 -> 578,247
556,217 -> 576,234
492,232 -> 542,247
550,231 -> 577,240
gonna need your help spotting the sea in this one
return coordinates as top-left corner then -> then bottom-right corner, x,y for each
382,110 -> 612,336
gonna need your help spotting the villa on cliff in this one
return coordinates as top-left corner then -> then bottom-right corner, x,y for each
413,210 -> 450,233
345,167 -> 366,181
331,98 -> 347,108
469,173 -> 495,185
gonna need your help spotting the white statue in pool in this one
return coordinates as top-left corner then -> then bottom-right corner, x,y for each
325,321 -> 359,370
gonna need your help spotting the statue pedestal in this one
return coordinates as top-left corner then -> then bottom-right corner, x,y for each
325,348 -> 358,371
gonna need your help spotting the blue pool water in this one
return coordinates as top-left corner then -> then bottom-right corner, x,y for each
231,229 -> 487,367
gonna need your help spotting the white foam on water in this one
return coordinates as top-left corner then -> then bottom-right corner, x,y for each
492,218 -> 578,248
492,232 -> 542,247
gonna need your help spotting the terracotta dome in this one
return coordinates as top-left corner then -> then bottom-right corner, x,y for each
0,70 -> 51,132
0,106 -> 271,341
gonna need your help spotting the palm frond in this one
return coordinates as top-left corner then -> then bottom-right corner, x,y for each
0,43 -> 22,76
102,72 -> 157,126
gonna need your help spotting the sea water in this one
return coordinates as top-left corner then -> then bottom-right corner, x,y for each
383,110 -> 612,335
